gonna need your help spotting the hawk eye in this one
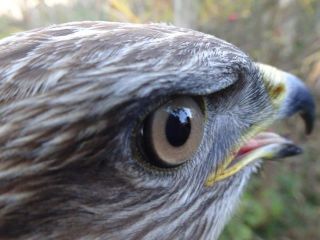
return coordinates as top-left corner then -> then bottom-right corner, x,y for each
138,97 -> 204,168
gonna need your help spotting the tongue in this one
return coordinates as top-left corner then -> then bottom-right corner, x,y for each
237,132 -> 291,156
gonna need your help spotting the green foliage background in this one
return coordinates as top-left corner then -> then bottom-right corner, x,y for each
0,0 -> 319,239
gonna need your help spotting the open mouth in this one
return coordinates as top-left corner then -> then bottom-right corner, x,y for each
206,129 -> 305,184
233,131 -> 302,165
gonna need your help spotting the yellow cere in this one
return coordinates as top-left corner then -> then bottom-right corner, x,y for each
257,63 -> 287,109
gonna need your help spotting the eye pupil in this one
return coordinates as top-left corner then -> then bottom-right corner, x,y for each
165,108 -> 191,147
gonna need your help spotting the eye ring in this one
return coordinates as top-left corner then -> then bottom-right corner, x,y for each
137,96 -> 205,168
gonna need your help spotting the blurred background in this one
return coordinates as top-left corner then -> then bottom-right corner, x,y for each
0,0 -> 319,239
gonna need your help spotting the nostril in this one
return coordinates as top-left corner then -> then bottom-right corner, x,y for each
270,84 -> 285,99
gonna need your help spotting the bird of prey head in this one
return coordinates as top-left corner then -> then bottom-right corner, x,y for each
0,22 -> 315,239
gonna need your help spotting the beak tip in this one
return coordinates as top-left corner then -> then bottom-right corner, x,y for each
305,123 -> 314,135
277,143 -> 303,159
284,73 -> 316,135
300,101 -> 316,135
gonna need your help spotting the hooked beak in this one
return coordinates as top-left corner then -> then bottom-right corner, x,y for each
205,63 -> 316,186
258,63 -> 315,134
